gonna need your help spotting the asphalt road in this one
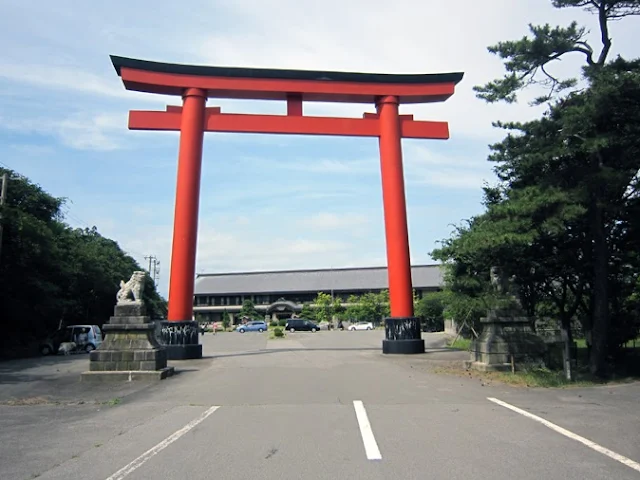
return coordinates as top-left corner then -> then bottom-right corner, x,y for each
1,330 -> 639,480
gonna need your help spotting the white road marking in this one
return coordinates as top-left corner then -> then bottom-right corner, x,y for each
353,400 -> 382,460
105,405 -> 220,480
488,397 -> 640,473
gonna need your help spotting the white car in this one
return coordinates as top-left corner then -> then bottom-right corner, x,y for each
349,322 -> 373,331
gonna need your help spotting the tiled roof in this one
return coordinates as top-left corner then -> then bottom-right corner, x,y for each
194,265 -> 443,295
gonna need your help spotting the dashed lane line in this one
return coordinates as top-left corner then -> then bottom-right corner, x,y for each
488,397 -> 640,473
105,405 -> 220,480
353,400 -> 382,460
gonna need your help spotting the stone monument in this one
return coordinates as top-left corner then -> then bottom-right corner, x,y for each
81,271 -> 174,381
468,266 -> 547,371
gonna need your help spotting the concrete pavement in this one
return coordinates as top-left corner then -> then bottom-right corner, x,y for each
1,330 -> 638,479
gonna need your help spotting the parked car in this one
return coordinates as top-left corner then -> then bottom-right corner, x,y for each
285,318 -> 319,333
39,325 -> 103,355
236,321 -> 268,333
348,321 -> 374,331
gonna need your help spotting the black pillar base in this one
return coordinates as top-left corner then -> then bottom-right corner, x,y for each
164,344 -> 203,360
158,320 -> 202,360
382,317 -> 425,355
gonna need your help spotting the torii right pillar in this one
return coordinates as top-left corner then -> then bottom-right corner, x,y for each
377,95 -> 424,354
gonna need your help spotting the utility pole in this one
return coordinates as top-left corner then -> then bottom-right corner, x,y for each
145,254 -> 154,274
0,173 -> 8,265
144,255 -> 161,286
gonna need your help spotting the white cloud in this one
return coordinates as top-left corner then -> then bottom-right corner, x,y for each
193,0 -> 623,139
403,144 -> 496,189
235,142 -> 494,190
298,212 -> 370,231
236,154 -> 376,175
0,112 -> 128,151
98,216 -> 385,296
4,0 -> 636,145
0,64 -> 129,100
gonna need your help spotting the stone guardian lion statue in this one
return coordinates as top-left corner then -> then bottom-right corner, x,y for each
116,271 -> 146,304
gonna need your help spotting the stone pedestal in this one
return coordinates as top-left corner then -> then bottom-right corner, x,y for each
382,317 -> 425,354
81,303 -> 174,382
158,320 -> 203,360
469,309 -> 547,372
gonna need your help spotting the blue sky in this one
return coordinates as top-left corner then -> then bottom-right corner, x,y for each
1,0 -> 638,297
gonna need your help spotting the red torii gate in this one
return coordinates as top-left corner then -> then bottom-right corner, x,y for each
111,56 -> 463,358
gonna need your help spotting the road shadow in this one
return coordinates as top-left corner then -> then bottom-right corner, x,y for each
0,356 -> 89,386
209,347 -> 454,359
0,354 -> 87,371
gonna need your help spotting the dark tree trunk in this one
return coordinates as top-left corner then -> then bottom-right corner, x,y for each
589,192 -> 609,377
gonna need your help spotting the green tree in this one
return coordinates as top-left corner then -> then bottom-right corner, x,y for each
474,0 -> 640,105
0,168 -> 167,354
345,294 -> 363,321
239,299 -> 259,319
435,62 -> 640,367
313,292 -> 333,323
222,310 -> 231,330
300,302 -> 315,320
333,297 -> 345,320
415,292 -> 446,332
142,273 -> 168,319
468,0 -> 640,376
358,291 -> 390,326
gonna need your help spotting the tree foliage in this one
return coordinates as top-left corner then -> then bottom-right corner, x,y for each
474,0 -> 640,104
0,168 -> 167,354
437,1 -> 640,377
313,292 -> 333,323
239,299 -> 259,319
415,292 -> 446,331
222,310 -> 231,329
300,302 -> 315,320
344,291 -> 390,325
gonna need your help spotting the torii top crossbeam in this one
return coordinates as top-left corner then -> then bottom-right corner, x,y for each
111,55 -> 463,103
111,56 -> 463,139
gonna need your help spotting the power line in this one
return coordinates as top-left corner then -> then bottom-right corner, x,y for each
0,160 -> 13,170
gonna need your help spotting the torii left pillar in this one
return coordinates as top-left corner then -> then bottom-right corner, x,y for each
159,88 -> 206,360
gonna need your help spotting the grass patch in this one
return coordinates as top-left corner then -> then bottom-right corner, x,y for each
447,337 -> 472,351
493,367 -> 586,388
434,363 -> 639,388
104,397 -> 121,407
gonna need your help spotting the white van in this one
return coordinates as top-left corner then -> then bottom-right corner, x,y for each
39,324 -> 103,355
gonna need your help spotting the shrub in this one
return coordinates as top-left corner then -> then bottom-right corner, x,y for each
273,327 -> 284,337
222,311 -> 231,330
278,319 -> 287,327
269,320 -> 278,327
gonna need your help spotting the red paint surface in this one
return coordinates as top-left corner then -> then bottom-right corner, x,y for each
377,96 -> 414,318
120,67 -> 456,104
129,110 -> 449,139
286,94 -> 303,116
167,88 -> 206,322
116,64 -> 459,321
